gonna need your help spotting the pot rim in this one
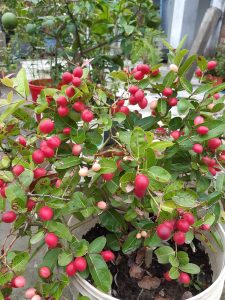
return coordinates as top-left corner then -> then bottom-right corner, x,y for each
29,78 -> 52,89
73,224 -> 225,300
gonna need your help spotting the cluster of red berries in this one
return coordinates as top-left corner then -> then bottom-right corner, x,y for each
195,60 -> 217,77
164,270 -> 191,285
111,99 -> 130,115
128,85 -> 148,109
130,64 -> 159,80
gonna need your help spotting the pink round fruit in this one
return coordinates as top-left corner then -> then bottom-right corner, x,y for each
63,127 -> 71,135
208,167 -> 217,176
97,201 -> 107,210
137,64 -> 151,74
58,106 -> 69,117
56,96 -> 68,107
38,206 -> 53,221
41,146 -> 55,158
72,144 -> 82,156
78,167 -> 89,177
2,211 -> 17,223
73,101 -> 85,112
134,71 -> 144,80
81,109 -> 94,123
25,288 -> 36,299
73,257 -> 87,272
134,174 -> 149,190
128,85 -> 139,95
102,173 -> 114,181
173,231 -> 186,245
138,97 -> 148,109
101,250 -> 115,262
164,271 -> 172,282
119,106 -> 130,115
192,144 -> 203,154
39,266 -> 51,279
207,60 -> 217,70
92,162 -> 101,172
151,69 -> 160,76
31,296 -> 41,300
55,179 -> 62,188
176,219 -> 190,233
33,168 -> 47,179
66,262 -> 76,277
200,224 -> 210,231
116,99 -> 125,106
197,126 -> 209,135
156,224 -> 171,240
183,212 -> 195,225
208,138 -> 221,150
162,87 -> 173,97
18,135 -> 27,147
170,130 -> 180,140
73,66 -> 83,78
194,116 -> 204,126
14,276 -> 26,288
168,97 -> 178,106
134,90 -> 144,102
39,119 -> 54,134
195,68 -> 202,77
46,136 -> 61,149
178,272 -> 191,284
12,165 -> 25,176
214,93 -> 220,100
62,72 -> 73,83
150,100 -> 157,110
45,233 -> 58,248
32,150 -> 45,164
129,95 -> 138,105
26,199 -> 36,211
72,77 -> 81,87
65,86 -> 75,98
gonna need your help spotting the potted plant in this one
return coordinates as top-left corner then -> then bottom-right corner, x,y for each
1,41 -> 225,300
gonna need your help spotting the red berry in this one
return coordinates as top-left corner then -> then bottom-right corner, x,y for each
56,96 -> 68,107
134,71 -> 144,80
0,179 -> 4,188
38,206 -> 53,221
157,224 -> 171,240
156,127 -> 166,135
65,86 -> 75,98
102,173 -> 114,181
58,106 -> 69,117
14,276 -> 26,288
73,257 -> 87,272
134,174 -> 149,190
81,109 -> 94,123
134,188 -> 146,198
101,250 -> 115,262
45,233 -> 58,248
195,69 -> 202,77
207,60 -> 217,70
46,136 -> 61,149
66,262 -> 76,277
197,126 -> 209,135
62,72 -> 73,83
129,95 -> 138,105
55,179 -> 62,188
128,85 -> 139,94
73,101 -> 85,112
170,130 -> 180,140
12,165 -> 25,176
134,90 -> 144,102
41,146 -> 55,158
138,97 -> 148,109
183,212 -> 195,225
25,288 -> 36,299
176,219 -> 190,233
208,166 -> 217,176
194,116 -> 204,126
162,88 -> 173,97
192,144 -> 203,154
214,93 -> 220,100
119,106 -> 130,115
208,138 -> 221,150
1,186 -> 6,198
168,97 -> 178,106
200,224 -> 210,231
173,231 -> 186,245
137,64 -> 151,74
33,168 -> 47,179
164,271 -> 172,281
116,99 -> 125,106
26,198 -> 36,211
18,135 -> 26,147
97,201 -> 107,210
202,156 -> 216,167
32,150 -> 45,164
39,119 -> 54,134
63,127 -> 71,135
72,77 -> 81,87
39,266 -> 51,279
178,272 -> 190,284
2,211 -> 17,223
164,220 -> 176,231
73,67 -> 83,78
151,69 -> 160,76
72,144 -> 82,156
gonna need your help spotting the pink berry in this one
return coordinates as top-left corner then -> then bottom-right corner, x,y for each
134,71 -> 144,80
200,224 -> 210,231
134,188 -> 145,198
192,144 -> 203,154
31,296 -> 41,300
102,173 -> 114,181
207,60 -> 217,70
73,66 -> 83,78
58,106 -> 69,117
150,100 -> 158,110
65,86 -> 75,98
56,96 -> 68,107
12,165 -> 25,176
72,144 -> 82,156
81,109 -> 94,123
208,166 -> 217,176
164,271 -> 172,282
26,199 -> 36,211
129,95 -> 138,105
197,126 -> 209,135
45,233 -> 58,248
195,69 -> 202,77
41,146 -> 55,158
183,213 -> 195,225
97,201 -> 107,210
18,135 -> 27,147
194,116 -> 204,126
178,272 -> 190,284
1,186 -> 6,198
134,90 -> 144,102
39,266 -> 51,278
33,168 -> 47,179
176,219 -> 190,233
72,77 -> 81,87
63,127 -> 71,135
39,119 -> 54,134
38,206 -> 53,221
134,174 -> 149,190
137,64 -> 151,74
101,250 -> 115,262
32,150 -> 45,164
214,93 -> 220,100
170,130 -> 180,140
116,99 -> 125,106
168,97 -> 178,106
173,231 -> 186,245
138,97 -> 148,109
128,85 -> 139,94
62,72 -> 73,83
119,106 -> 130,115
25,287 -> 36,299
55,179 -> 62,188
208,138 -> 221,150
92,162 -> 101,172
78,167 -> 89,177
151,69 -> 160,76
164,220 -> 176,231
73,257 -> 87,272
14,276 -> 26,288
162,88 -> 173,97
73,101 -> 85,112
2,211 -> 17,223
46,136 -> 61,149
66,262 -> 76,277
0,179 -> 4,188
156,224 -> 171,240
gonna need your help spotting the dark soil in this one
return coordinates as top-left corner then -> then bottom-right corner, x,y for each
83,225 -> 213,300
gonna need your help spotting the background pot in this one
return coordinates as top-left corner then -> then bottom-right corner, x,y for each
70,221 -> 225,300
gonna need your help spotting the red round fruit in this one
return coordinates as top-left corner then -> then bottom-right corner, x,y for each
97,201 -> 107,210
25,287 -> 36,299
41,146 -> 55,158
72,144 -> 82,156
183,212 -> 195,225
101,250 -> 115,262
200,224 -> 210,231
18,135 -> 26,147
134,188 -> 146,198
128,85 -> 139,95
207,60 -> 217,70
194,116 -> 204,126
12,165 -> 25,176
202,156 -> 216,167
2,211 -> 17,223
157,224 -> 171,240
151,69 -> 160,76
119,106 -> 130,115
178,272 -> 190,284
66,262 -> 76,277
116,99 -> 125,106
164,220 -> 176,231
134,174 -> 149,190
129,95 -> 138,105
72,77 -> 81,87
176,219 -> 190,233
62,72 -> 73,83
58,106 -> 69,117
192,144 -> 203,154
195,68 -> 203,77
139,97 -> 148,109
214,93 -> 220,100
208,138 -> 221,150
134,90 -> 144,102
39,266 -> 51,279
26,198 -> 36,211
0,179 -> 4,187
73,66 -> 83,78
134,71 -> 144,80
173,231 -> 186,245
45,233 -> 58,248
55,179 -> 62,188
65,86 -> 75,98
56,96 -> 68,107
1,186 -> 6,198
156,127 -> 166,135
63,127 -> 71,135
38,206 -> 53,221
73,101 -> 85,112
73,257 -> 87,272
39,119 -> 54,134
164,271 -> 172,282
14,276 -> 26,288
208,166 -> 217,176
81,109 -> 94,123
46,136 -> 61,149
168,97 -> 178,106
137,64 -> 151,74
170,130 -> 180,140
197,126 -> 209,135
32,150 -> 45,164
33,168 -> 47,179
102,173 -> 114,181
162,87 -> 173,97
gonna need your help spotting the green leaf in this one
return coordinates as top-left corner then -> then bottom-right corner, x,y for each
14,68 -> 30,97
113,112 -> 126,123
205,82 -> 225,97
106,234 -> 120,251
148,166 -> 171,183
173,49 -> 188,66
58,251 -> 73,267
6,182 -> 26,208
89,237 -> 106,254
86,131 -> 102,145
177,99 -> 190,115
12,252 -> 29,273
0,271 -> 13,285
18,169 -> 34,187
197,56 -> 207,71
100,209 -> 127,232
144,147 -> 156,169
78,296 -> 90,300
1,77 -> 13,88
87,254 -> 112,293
178,55 -> 196,76
180,77 -> 193,93
179,263 -> 200,274
72,129 -> 86,144
135,116 -> 158,130
0,171 -> 14,182
110,71 -> 128,82
177,251 -> 189,265
144,232 -> 162,247
71,238 -> 89,257
169,117 -> 182,131
172,190 -> 198,207
130,127 -> 147,159
46,221 -> 72,242
150,141 -> 174,151
157,99 -> 167,116
192,83 -> 212,95
53,156 -> 81,169
155,246 -> 175,264
169,267 -> 180,279
216,173 -> 225,192
120,172 -> 135,192
0,100 -> 25,123
99,158 -> 117,174
42,248 -> 61,270
163,71 -> 176,87
122,231 -> 142,254
30,231 -> 45,245
169,255 -> 179,267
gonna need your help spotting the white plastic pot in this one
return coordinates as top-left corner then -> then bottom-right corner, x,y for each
70,223 -> 225,300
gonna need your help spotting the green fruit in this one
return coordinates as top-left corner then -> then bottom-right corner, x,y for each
1,12 -> 18,30
26,23 -> 36,34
